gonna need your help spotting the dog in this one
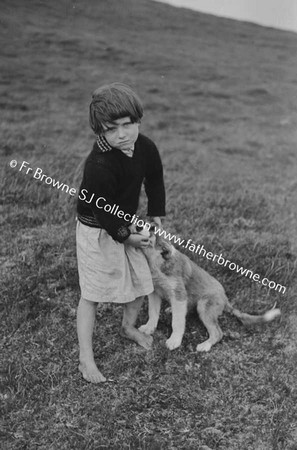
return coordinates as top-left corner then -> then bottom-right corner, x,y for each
139,231 -> 281,352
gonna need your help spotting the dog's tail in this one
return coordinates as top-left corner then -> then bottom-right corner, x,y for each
225,300 -> 281,325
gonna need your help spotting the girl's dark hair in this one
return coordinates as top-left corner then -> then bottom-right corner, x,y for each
89,82 -> 143,135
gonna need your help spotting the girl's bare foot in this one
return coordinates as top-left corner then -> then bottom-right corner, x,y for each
137,331 -> 153,350
121,326 -> 153,350
79,360 -> 106,383
121,296 -> 153,350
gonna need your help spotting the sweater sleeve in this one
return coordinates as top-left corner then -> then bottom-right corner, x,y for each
81,161 -> 131,243
144,142 -> 166,217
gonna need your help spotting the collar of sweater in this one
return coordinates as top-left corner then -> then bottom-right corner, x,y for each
96,135 -> 134,157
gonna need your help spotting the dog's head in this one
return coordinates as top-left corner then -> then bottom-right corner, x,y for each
142,227 -> 175,267
131,221 -> 176,264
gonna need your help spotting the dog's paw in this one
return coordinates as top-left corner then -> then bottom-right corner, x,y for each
166,335 -> 182,350
138,323 -> 156,335
196,341 -> 212,352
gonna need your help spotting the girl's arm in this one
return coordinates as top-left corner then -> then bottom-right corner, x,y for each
79,161 -> 131,243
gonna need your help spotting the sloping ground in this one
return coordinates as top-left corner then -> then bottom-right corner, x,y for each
1,0 -> 297,448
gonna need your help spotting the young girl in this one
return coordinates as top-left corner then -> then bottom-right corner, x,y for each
76,82 -> 166,383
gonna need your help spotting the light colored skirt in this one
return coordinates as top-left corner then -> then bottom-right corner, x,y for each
76,220 -> 153,303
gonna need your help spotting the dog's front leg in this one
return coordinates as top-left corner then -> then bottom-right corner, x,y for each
166,298 -> 187,350
138,292 -> 162,335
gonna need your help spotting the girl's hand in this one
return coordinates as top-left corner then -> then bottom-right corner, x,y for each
125,233 -> 150,249
149,216 -> 162,229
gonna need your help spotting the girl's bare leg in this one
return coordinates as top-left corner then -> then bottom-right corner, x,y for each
138,292 -> 162,335
77,297 -> 106,383
121,296 -> 153,350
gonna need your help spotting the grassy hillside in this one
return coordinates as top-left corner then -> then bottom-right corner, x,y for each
1,0 -> 297,448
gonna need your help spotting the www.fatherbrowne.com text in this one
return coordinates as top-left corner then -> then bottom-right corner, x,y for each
153,228 -> 286,294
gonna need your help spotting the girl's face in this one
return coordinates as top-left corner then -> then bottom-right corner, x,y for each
102,116 -> 139,150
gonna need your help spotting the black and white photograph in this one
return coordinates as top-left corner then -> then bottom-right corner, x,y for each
1,0 -> 297,448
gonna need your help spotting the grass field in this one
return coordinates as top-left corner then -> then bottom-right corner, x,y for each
1,0 -> 297,448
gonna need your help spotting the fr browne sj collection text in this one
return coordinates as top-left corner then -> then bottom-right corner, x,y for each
9,159 -> 147,227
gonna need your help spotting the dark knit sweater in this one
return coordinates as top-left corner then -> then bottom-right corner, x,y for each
77,133 -> 166,243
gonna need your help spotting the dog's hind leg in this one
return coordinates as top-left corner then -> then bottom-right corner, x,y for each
138,292 -> 162,335
166,297 -> 188,350
196,297 -> 224,352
